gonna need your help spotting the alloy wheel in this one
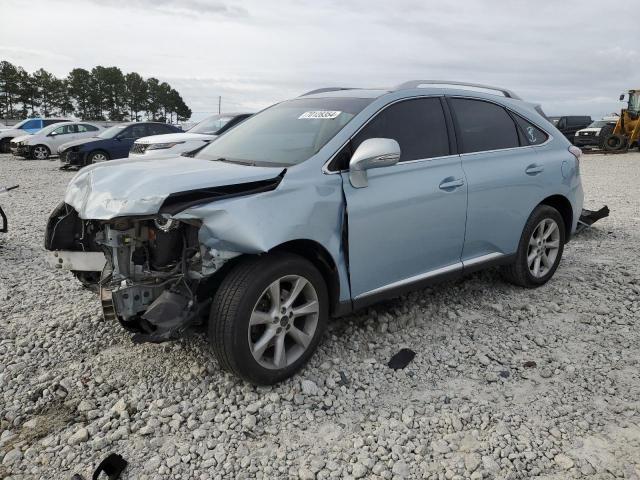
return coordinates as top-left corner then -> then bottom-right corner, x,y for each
33,146 -> 49,160
248,275 -> 319,369
91,153 -> 107,162
527,218 -> 560,278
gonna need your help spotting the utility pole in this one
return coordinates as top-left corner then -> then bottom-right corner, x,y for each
218,96 -> 221,114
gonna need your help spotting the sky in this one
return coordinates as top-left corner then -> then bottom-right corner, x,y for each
1,0 -> 639,122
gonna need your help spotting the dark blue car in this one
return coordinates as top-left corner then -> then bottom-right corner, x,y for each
58,122 -> 182,168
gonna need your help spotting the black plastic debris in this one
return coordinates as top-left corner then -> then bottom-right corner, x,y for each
523,360 -> 537,368
576,206 -> 609,233
499,370 -> 510,378
388,348 -> 416,370
92,453 -> 127,480
0,185 -> 19,234
337,371 -> 350,386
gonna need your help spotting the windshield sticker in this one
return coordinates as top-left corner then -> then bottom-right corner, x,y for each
299,110 -> 342,119
526,126 -> 537,143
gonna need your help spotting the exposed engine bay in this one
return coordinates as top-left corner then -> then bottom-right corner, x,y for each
45,203 -> 240,342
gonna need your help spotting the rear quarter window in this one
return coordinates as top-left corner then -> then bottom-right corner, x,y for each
513,115 -> 549,146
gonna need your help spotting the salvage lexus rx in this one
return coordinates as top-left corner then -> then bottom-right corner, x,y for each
45,81 -> 584,385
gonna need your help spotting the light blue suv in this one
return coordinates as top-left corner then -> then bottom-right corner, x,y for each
45,81 -> 584,384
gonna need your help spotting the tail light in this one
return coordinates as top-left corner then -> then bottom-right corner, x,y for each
568,145 -> 582,174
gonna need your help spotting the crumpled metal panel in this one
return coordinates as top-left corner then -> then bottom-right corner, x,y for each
62,156 -> 352,302
64,156 -> 283,220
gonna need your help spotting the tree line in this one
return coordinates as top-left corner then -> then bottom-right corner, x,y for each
0,60 -> 192,123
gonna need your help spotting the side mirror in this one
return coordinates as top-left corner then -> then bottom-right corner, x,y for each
619,94 -> 625,101
49,131 -> 58,136
349,138 -> 400,188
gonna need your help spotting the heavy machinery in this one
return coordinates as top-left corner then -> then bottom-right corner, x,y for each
601,89 -> 640,151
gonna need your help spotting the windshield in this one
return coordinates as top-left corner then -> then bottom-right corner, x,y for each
629,92 -> 640,112
588,120 -> 612,128
189,115 -> 235,135
196,97 -> 373,166
97,125 -> 128,139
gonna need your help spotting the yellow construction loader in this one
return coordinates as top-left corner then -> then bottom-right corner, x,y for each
602,89 -> 640,151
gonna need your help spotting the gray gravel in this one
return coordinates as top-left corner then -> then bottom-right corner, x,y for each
1,153 -> 639,479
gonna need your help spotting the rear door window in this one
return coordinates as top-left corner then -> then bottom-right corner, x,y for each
450,98 -> 519,153
352,97 -> 450,163
53,124 -> 77,135
78,124 -> 99,132
513,115 -> 549,145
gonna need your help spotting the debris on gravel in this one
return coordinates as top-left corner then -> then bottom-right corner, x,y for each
1,153 -> 639,479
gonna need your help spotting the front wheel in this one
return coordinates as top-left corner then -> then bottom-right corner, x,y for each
502,205 -> 565,288
209,253 -> 328,385
87,150 -> 109,164
31,144 -> 51,160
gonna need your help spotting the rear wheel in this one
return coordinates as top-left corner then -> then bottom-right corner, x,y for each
88,150 -> 109,164
209,253 -> 328,385
502,205 -> 565,288
30,144 -> 50,160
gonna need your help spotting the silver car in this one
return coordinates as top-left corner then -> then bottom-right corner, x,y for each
11,121 -> 103,159
45,81 -> 584,384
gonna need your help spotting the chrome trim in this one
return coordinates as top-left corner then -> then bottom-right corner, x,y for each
461,252 -> 504,268
322,94 -> 554,175
449,95 -> 554,148
355,262 -> 462,299
393,80 -> 521,99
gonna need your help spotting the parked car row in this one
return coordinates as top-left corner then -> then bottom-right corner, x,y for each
0,118 -> 69,153
11,122 -> 103,159
2,113 -> 254,168
58,122 -> 182,168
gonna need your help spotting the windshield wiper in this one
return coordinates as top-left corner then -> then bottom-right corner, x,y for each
214,157 -> 256,166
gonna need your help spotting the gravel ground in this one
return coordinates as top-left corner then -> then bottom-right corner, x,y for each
0,152 -> 639,480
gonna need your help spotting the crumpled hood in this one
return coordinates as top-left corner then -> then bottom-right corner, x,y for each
135,132 -> 215,145
59,136 -> 104,151
11,134 -> 33,144
65,156 -> 283,219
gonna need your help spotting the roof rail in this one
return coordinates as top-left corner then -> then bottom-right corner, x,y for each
299,87 -> 356,97
393,80 -> 521,100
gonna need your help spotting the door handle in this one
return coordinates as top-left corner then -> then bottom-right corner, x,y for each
525,164 -> 544,175
439,177 -> 465,190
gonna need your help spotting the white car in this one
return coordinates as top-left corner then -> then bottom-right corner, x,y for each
11,121 -> 103,160
573,116 -> 618,148
129,113 -> 252,159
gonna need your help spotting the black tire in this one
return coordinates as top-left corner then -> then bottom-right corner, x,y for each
603,133 -> 627,152
209,252 -> 328,385
30,144 -> 50,160
87,150 -> 109,164
0,139 -> 10,154
598,124 -> 614,150
502,205 -> 566,288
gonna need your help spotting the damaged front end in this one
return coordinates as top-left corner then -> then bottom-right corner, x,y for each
45,204 -> 240,343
